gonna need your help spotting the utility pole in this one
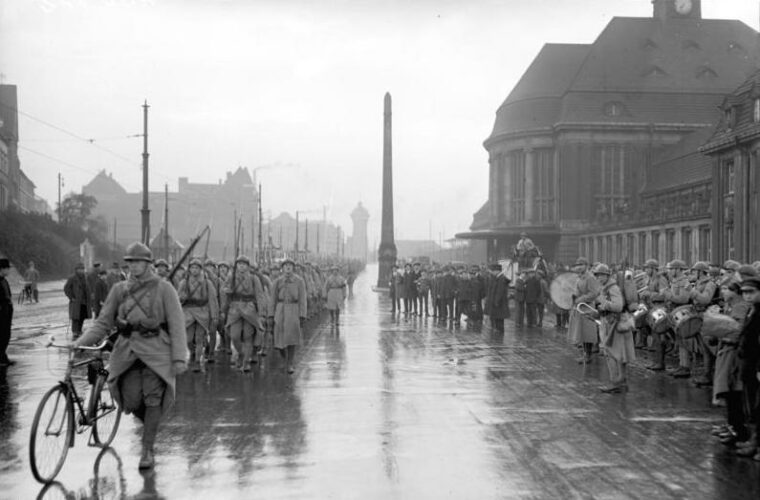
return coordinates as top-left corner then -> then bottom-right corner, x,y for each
305,217 -> 309,254
141,101 -> 151,246
164,183 -> 170,261
295,211 -> 300,257
113,217 -> 117,250
316,224 -> 320,255
258,183 -> 263,264
57,173 -> 63,222
336,225 -> 341,256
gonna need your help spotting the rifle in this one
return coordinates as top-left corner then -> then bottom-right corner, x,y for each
168,226 -> 210,283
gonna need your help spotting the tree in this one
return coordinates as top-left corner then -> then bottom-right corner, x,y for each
59,193 -> 98,229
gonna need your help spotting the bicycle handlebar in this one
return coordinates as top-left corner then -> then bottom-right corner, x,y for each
46,336 -> 110,351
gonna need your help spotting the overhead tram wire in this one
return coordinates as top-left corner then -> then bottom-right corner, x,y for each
0,101 -> 173,183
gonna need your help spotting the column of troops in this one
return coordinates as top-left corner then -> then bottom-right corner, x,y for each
566,256 -> 760,462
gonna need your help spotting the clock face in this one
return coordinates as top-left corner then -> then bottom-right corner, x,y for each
674,0 -> 693,15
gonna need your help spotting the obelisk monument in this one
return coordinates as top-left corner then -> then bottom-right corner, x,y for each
377,92 -> 397,289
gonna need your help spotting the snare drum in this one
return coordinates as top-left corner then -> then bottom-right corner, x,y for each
633,303 -> 649,329
670,305 -> 703,340
647,306 -> 671,334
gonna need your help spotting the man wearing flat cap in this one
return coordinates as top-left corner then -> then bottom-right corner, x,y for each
485,263 -> 510,333
64,263 -> 91,339
0,258 -> 15,366
736,278 -> 760,460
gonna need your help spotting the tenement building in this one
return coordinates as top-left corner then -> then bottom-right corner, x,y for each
457,0 -> 760,265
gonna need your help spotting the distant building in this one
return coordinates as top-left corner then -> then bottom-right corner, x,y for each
701,69 -> 760,263
267,211 -> 342,260
458,0 -> 760,265
348,202 -> 369,262
0,84 -> 44,214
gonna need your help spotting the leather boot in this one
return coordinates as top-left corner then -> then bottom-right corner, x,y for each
139,406 -> 161,470
139,447 -> 155,469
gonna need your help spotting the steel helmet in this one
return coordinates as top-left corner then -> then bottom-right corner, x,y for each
738,264 -> 758,277
188,258 -> 203,269
124,242 -> 153,262
644,259 -> 659,269
154,258 -> 169,269
722,260 -> 741,271
667,259 -> 687,270
204,259 -> 217,267
691,261 -> 709,272
235,255 -> 251,265
592,263 -> 611,275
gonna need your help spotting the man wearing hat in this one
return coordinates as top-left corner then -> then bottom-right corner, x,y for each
74,242 -> 188,469
515,232 -> 537,269
269,259 -> 307,374
690,261 -> 718,386
638,259 -> 667,354
484,263 -> 510,333
154,259 -> 170,280
568,257 -> 601,363
721,260 -> 742,287
178,258 -> 219,372
0,258 -> 15,366
105,262 -> 124,292
64,262 -> 91,339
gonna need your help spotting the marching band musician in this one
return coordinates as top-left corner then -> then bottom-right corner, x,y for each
222,256 -> 266,372
690,261 -> 718,386
721,260 -> 742,287
662,259 -> 693,378
178,258 -> 219,372
638,259 -> 667,356
568,257 -> 601,364
592,263 -> 634,393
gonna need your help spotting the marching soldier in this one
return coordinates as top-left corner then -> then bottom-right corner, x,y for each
222,256 -> 266,371
154,259 -> 170,280
324,266 -> 347,325
269,259 -> 307,374
74,242 -> 188,470
216,261 -> 232,353
203,259 -> 221,359
639,259 -> 669,370
568,257 -> 601,364
178,258 -> 219,372
663,259 -> 693,378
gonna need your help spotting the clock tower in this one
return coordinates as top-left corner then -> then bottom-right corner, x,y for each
653,0 -> 702,21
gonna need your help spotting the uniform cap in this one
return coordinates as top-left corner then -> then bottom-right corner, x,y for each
154,258 -> 169,268
123,242 -> 153,262
722,260 -> 741,271
740,278 -> 760,292
691,261 -> 709,272
592,263 -> 611,275
737,264 -> 758,277
644,259 -> 659,269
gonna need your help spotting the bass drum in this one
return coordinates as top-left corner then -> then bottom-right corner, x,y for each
549,272 -> 579,311
671,305 -> 703,340
647,306 -> 670,334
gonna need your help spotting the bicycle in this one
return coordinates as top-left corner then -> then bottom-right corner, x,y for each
29,336 -> 123,484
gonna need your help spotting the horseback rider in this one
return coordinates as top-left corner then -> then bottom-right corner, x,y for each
514,232 -> 539,269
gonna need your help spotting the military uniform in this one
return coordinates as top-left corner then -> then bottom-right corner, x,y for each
270,260 -> 307,374
221,257 -> 266,370
662,261 -> 693,377
75,242 -> 188,470
178,260 -> 219,372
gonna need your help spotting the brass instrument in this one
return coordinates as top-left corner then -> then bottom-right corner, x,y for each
575,302 -> 602,326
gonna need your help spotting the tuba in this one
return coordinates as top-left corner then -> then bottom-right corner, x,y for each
575,302 -> 602,326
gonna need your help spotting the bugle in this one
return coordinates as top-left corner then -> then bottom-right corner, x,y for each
575,302 -> 602,326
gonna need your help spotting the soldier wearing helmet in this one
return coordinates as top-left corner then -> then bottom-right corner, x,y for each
569,257 -> 601,364
222,256 -> 266,371
215,261 -> 231,353
639,259 -> 669,372
154,259 -> 169,279
690,262 -> 716,311
74,241 -> 188,470
178,257 -> 219,372
721,260 -> 742,287
662,260 -> 694,379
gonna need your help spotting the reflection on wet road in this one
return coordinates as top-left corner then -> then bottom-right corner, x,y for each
1,265 -> 759,499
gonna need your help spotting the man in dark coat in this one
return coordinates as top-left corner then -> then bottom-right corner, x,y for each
0,258 -> 15,366
86,262 -> 102,316
524,269 -> 542,327
736,278 -> 760,461
439,266 -> 457,321
64,263 -> 90,339
485,263 -> 510,333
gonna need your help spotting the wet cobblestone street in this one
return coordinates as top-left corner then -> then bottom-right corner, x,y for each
1,266 -> 759,499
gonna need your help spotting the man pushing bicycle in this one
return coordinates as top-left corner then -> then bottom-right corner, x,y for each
74,242 -> 188,470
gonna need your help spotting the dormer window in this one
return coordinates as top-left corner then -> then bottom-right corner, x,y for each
642,65 -> 668,78
696,66 -> 718,79
725,106 -> 736,129
754,98 -> 760,123
728,41 -> 747,54
642,38 -> 658,50
682,39 -> 701,51
603,101 -> 626,117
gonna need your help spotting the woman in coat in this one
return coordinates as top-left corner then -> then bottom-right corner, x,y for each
270,259 -> 307,374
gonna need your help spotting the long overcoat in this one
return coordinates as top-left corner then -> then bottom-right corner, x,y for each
568,271 -> 601,344
271,273 -> 307,349
64,273 -> 90,321
324,275 -> 347,311
222,271 -> 266,330
178,275 -> 219,332
77,272 -> 188,414
485,273 -> 510,320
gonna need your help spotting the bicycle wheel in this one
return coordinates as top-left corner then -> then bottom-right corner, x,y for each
90,374 -> 121,447
29,385 -> 73,483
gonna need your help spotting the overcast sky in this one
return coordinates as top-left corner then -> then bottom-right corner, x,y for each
1,0 -> 757,244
